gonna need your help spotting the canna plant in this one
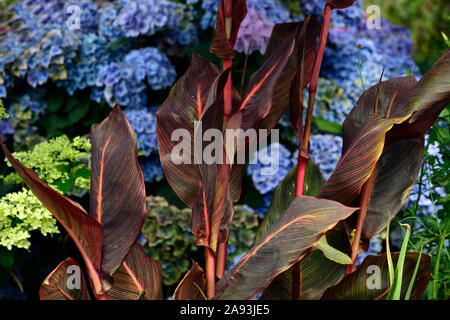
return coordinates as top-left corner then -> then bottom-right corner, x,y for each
0,0 -> 448,300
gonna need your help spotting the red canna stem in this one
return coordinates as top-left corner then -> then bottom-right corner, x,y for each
217,0 -> 233,280
295,155 -> 308,197
223,59 -> 233,117
216,241 -> 227,278
292,155 -> 307,299
347,166 -> 378,274
292,3 -> 332,301
303,4 -> 332,147
347,91 -> 397,274
205,247 -> 216,299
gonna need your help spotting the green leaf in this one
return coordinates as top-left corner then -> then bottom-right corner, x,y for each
314,235 -> 352,265
0,247 -> 14,269
386,223 -> 411,300
405,246 -> 424,300
47,90 -> 64,112
313,116 -> 343,135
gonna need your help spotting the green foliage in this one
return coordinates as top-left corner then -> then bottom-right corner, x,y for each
0,99 -> 8,119
142,196 -> 196,286
0,188 -> 59,250
279,0 -> 304,18
364,0 -> 450,72
2,135 -> 91,194
400,106 -> 450,300
142,196 -> 259,287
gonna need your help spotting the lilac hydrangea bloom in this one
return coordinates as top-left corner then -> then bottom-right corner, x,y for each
234,9 -> 274,55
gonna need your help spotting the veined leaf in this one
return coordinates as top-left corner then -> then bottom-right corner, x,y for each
157,53 -> 220,207
386,224 -> 411,300
319,114 -> 410,207
322,252 -> 431,300
0,136 -> 104,294
90,105 -> 146,277
361,137 -> 423,243
260,17 -> 319,131
106,243 -> 162,300
191,69 -> 235,251
390,49 -> 450,141
255,160 -> 325,243
237,34 -> 296,132
214,196 -> 358,300
39,258 -> 91,300
255,163 -> 350,300
342,77 -> 424,245
342,76 -> 417,152
262,228 -> 350,300
314,235 -> 352,265
173,261 -> 207,300
210,0 -> 247,59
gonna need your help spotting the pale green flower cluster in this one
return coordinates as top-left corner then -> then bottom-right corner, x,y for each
0,135 -> 91,250
0,99 -> 8,119
2,135 -> 91,191
0,188 -> 59,250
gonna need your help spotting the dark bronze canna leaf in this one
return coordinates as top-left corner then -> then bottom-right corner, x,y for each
255,160 -> 325,243
327,0 -> 358,9
342,76 -> 418,153
191,78 -> 233,251
262,228 -> 350,300
173,261 -> 207,300
322,252 -> 431,300
210,0 -> 247,59
361,137 -> 424,244
0,136 -> 104,295
388,49 -> 450,143
319,114 -> 409,207
90,104 -> 147,277
341,77 -> 425,246
255,160 -> 350,300
157,53 -> 220,207
233,34 -> 296,133
214,196 -> 358,300
260,17 -> 319,131
39,258 -> 91,300
106,243 -> 163,300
